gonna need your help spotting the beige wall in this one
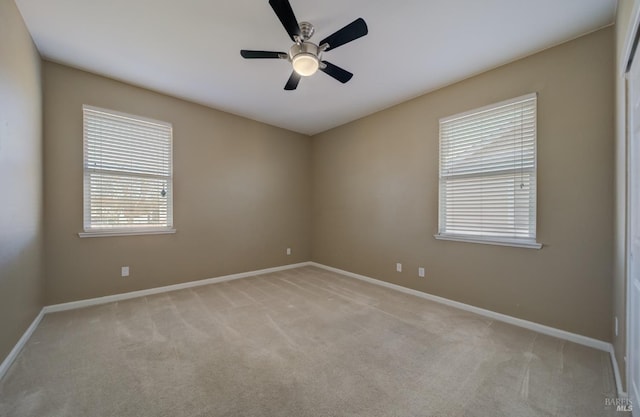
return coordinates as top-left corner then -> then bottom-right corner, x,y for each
311,28 -> 614,341
614,0 -> 636,392
43,62 -> 311,304
0,0 -> 44,361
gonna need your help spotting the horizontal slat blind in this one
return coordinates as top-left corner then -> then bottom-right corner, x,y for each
438,94 -> 537,243
83,105 -> 173,231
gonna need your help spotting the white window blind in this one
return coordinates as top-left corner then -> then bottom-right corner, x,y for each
437,93 -> 539,248
82,105 -> 173,235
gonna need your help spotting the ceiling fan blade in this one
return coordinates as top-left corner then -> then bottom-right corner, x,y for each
269,0 -> 301,42
284,71 -> 301,90
241,50 -> 287,59
320,61 -> 353,84
320,18 -> 368,51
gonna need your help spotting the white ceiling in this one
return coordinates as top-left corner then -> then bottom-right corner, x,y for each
15,0 -> 616,135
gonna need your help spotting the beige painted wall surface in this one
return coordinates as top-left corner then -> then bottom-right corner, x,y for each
0,0 -> 44,361
614,0 -> 637,392
311,28 -> 614,341
43,62 -> 310,305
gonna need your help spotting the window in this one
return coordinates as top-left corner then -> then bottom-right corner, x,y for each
436,93 -> 540,249
81,105 -> 174,237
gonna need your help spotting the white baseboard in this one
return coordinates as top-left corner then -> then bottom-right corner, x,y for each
44,262 -> 311,314
309,262 -> 626,397
0,309 -> 44,381
608,346 -> 627,398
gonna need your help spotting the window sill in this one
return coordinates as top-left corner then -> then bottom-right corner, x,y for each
79,228 -> 176,238
434,234 -> 542,249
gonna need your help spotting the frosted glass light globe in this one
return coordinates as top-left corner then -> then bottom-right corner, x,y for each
292,53 -> 319,76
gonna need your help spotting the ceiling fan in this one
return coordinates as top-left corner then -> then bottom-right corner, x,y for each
240,0 -> 368,91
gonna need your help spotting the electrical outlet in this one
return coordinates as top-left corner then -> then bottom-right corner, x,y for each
396,263 -> 402,272
121,266 -> 129,277
286,248 -> 291,255
418,267 -> 425,278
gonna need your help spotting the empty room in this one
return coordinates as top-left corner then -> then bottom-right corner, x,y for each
1,0 -> 638,415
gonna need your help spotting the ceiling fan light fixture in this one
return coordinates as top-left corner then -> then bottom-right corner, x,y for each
292,53 -> 319,76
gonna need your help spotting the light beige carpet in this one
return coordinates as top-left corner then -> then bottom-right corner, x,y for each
0,266 -> 622,416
